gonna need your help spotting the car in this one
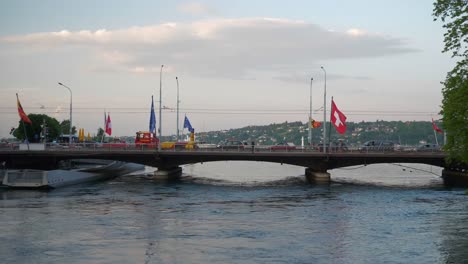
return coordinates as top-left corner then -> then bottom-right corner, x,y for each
270,142 -> 297,151
359,140 -> 394,152
416,144 -> 441,152
217,140 -> 249,150
316,141 -> 348,152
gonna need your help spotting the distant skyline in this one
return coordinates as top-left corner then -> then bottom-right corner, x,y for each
0,0 -> 455,138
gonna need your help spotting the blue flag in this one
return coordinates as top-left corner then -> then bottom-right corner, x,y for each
149,96 -> 156,133
183,115 -> 194,133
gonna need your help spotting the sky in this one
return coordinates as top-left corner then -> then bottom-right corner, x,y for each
0,0 -> 455,138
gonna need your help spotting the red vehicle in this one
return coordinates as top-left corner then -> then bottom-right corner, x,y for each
135,131 -> 159,148
99,138 -> 129,149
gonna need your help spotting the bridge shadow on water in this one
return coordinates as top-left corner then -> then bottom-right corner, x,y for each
0,161 -> 448,201
136,161 -> 445,189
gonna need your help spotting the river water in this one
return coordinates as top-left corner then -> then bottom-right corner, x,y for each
0,162 -> 467,264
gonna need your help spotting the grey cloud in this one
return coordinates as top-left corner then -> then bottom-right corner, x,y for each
1,18 -> 419,79
273,73 -> 372,83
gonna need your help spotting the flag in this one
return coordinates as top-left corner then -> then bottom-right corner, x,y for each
183,115 -> 194,133
331,99 -> 347,134
149,96 -> 156,134
432,118 -> 443,134
310,118 -> 322,128
16,93 -> 32,124
105,113 -> 112,135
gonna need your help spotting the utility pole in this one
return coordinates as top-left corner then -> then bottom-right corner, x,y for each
308,77 -> 313,146
176,76 -> 180,142
158,65 -> 164,151
321,66 -> 327,153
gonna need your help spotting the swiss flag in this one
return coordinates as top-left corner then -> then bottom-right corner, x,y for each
105,113 -> 112,135
432,118 -> 443,134
331,99 -> 347,134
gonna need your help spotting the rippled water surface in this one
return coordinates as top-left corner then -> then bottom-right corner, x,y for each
1,162 -> 467,264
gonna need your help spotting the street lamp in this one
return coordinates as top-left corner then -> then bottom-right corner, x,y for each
308,77 -> 313,146
58,82 -> 73,145
176,76 -> 180,142
321,66 -> 327,153
158,65 -> 164,151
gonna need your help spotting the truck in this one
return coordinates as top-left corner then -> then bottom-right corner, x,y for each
135,131 -> 197,150
135,131 -> 159,148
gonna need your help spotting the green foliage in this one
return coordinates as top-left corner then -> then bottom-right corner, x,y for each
96,127 -> 104,141
194,120 -> 443,147
13,114 -> 61,143
441,64 -> 468,163
59,120 -> 77,135
433,0 -> 467,59
433,0 -> 468,163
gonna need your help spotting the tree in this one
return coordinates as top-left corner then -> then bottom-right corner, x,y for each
13,114 -> 61,143
433,0 -> 468,163
96,127 -> 104,141
59,120 -> 77,135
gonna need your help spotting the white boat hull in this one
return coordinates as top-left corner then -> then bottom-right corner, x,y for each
2,160 -> 144,188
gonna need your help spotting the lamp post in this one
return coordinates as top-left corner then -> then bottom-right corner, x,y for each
158,65 -> 164,151
58,82 -> 73,145
308,77 -> 313,146
321,66 -> 327,153
176,76 -> 180,142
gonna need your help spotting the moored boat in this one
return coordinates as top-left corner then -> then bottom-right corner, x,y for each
2,159 -> 144,189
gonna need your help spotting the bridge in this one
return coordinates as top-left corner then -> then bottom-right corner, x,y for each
0,147 -> 447,183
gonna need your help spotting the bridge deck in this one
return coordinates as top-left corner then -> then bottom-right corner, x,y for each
0,149 -> 447,171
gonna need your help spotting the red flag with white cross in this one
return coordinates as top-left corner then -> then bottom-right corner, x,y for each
331,99 -> 347,134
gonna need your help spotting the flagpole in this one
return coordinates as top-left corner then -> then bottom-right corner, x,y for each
308,77 -> 313,147
101,111 -> 106,143
21,119 -> 29,150
158,64 -> 164,151
328,96 -> 333,153
176,76 -> 180,142
58,82 -> 73,145
321,66 -> 327,153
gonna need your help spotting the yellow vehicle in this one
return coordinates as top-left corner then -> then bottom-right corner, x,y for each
160,131 -> 197,150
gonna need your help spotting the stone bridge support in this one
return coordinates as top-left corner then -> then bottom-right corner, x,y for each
305,168 -> 330,184
153,166 -> 182,180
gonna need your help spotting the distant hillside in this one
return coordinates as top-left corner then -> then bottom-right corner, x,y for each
163,120 -> 444,147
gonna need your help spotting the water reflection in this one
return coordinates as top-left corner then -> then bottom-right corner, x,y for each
0,164 -> 466,263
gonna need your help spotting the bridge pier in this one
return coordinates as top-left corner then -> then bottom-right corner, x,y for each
442,169 -> 468,187
305,168 -> 330,184
153,166 -> 182,180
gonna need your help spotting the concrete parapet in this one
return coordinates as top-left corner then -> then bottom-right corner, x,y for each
153,167 -> 182,180
305,168 -> 331,184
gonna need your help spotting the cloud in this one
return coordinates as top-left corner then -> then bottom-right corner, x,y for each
0,18 -> 418,79
177,2 -> 212,15
274,73 -> 372,83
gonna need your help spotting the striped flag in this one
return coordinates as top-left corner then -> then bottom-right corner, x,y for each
16,93 -> 32,124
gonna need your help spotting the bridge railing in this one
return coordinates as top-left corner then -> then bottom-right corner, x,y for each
0,142 -> 444,154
